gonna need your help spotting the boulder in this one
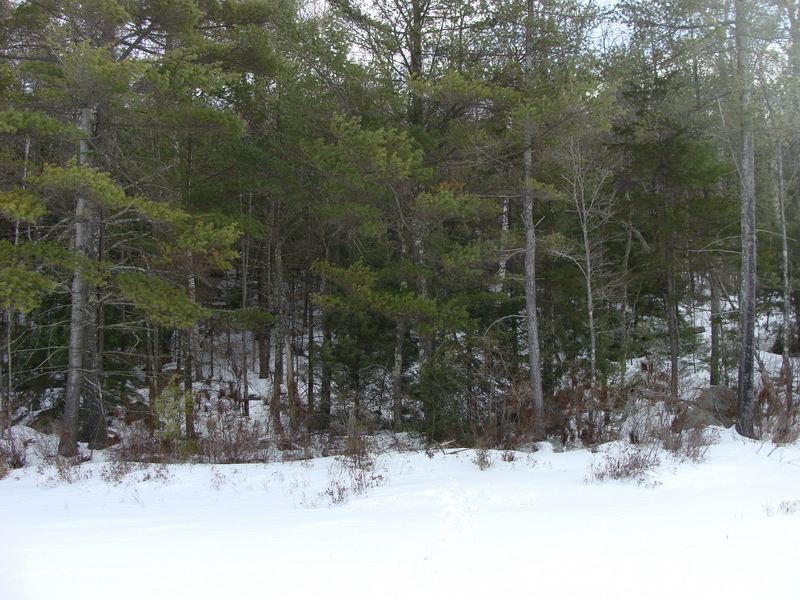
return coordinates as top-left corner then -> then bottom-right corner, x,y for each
673,385 -> 737,430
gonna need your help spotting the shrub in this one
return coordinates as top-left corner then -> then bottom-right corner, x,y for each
759,387 -> 799,446
661,426 -> 719,464
0,428 -> 28,475
152,378 -> 192,445
320,437 -> 387,505
589,444 -> 661,486
548,385 -> 621,450
471,448 -> 494,471
200,399 -> 269,463
46,456 -> 90,485
98,459 -> 139,485
112,420 -> 161,462
500,449 -> 516,463
621,395 -> 718,464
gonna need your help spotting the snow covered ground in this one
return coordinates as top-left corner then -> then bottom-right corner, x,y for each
2,428 -> 799,600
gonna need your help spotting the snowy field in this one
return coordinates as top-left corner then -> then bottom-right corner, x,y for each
2,428 -> 799,600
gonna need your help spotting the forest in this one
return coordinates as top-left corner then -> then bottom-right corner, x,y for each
0,0 -> 799,461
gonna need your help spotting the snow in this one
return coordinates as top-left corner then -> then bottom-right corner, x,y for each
1,429 -> 799,600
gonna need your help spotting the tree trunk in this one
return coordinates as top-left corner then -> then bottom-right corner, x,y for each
412,221 -> 433,367
392,316 -> 406,427
619,220 -> 635,389
666,264 -> 680,397
408,0 -> 424,126
242,248 -> 251,418
285,336 -> 298,434
320,315 -> 332,427
257,238 -> 271,378
1,312 -> 10,430
271,241 -> 286,440
572,149 -> 598,388
776,141 -> 794,410
182,330 -> 195,438
735,0 -> 758,438
523,0 -> 544,428
494,197 -> 511,294
60,107 -> 100,457
306,271 -> 315,414
80,287 -> 107,448
710,271 -> 722,386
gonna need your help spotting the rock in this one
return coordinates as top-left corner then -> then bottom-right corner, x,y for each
673,386 -> 737,431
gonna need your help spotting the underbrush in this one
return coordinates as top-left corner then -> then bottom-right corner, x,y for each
622,398 -> 721,461
756,373 -> 799,446
7,361 -> 798,495
0,430 -> 26,479
321,451 -> 388,505
583,394 -> 722,485
588,443 -> 663,486
1,425 -> 58,478
112,398 -> 273,464
584,426 -> 720,487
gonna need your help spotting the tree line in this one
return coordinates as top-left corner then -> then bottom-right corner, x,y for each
0,0 -> 797,456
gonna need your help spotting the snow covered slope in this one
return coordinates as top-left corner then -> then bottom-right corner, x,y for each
2,428 -> 799,600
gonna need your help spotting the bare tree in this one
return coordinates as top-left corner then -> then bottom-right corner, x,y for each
552,137 -> 618,388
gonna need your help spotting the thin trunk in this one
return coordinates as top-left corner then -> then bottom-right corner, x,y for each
619,220 -> 634,389
392,317 -> 406,427
776,141 -> 793,409
182,264 -> 199,437
408,0 -> 424,126
320,319 -> 332,426
789,2 -> 800,124
407,0 -> 433,374
146,324 -> 158,402
319,245 -> 333,428
306,271 -> 315,414
494,197 -> 511,293
258,239 -> 271,378
191,290 -> 201,389
572,142 -> 597,388
523,179 -> 544,420
241,229 -> 250,418
412,222 -> 433,366
271,241 -> 286,439
285,337 -> 298,434
393,234 -> 411,428
182,330 -> 195,438
779,0 -> 798,404
695,41 -> 723,389
583,217 -> 597,389
208,325 -> 214,379
666,265 -> 680,397
735,0 -> 757,438
710,272 -> 722,386
524,0 -> 544,426
1,311 -> 11,430
188,271 -> 202,384
318,245 -> 332,428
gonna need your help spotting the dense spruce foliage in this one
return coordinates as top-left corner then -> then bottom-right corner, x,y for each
0,0 -> 797,455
